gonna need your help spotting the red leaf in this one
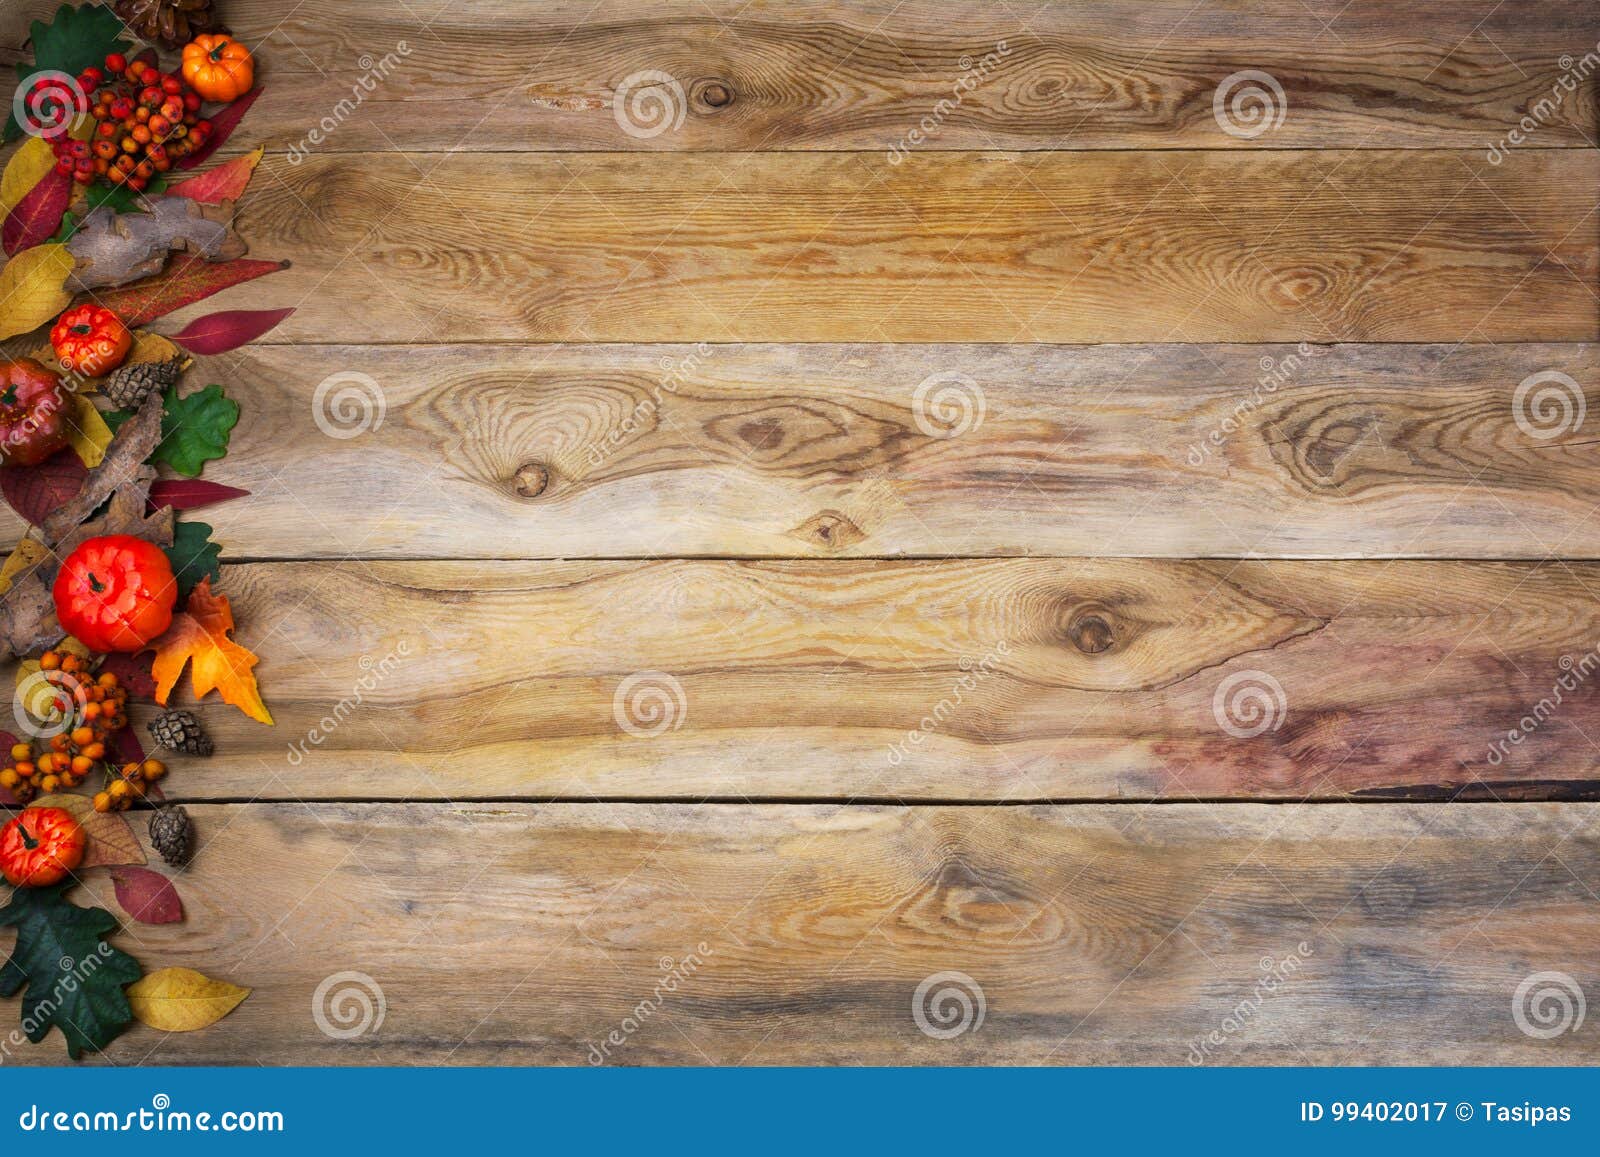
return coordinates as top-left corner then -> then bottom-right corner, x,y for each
166,307 -> 293,355
2,167 -> 72,256
88,258 -> 292,327
110,866 -> 184,924
148,478 -> 251,511
110,724 -> 145,765
0,448 -> 88,526
176,88 -> 263,170
131,48 -> 159,72
165,149 -> 263,205
99,652 -> 156,700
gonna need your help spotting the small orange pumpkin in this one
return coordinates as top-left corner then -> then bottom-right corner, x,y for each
0,808 -> 86,887
181,34 -> 254,104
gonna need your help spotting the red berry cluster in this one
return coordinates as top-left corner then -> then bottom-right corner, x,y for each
48,53 -> 212,190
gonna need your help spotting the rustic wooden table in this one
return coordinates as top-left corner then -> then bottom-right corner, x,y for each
3,0 -> 1600,1064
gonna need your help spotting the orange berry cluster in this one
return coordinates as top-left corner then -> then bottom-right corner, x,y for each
0,650 -> 129,803
93,758 -> 167,813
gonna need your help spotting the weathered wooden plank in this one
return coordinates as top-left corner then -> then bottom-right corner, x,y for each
5,802 -> 1593,1064
6,343 -> 1595,560
200,150 -> 1598,344
78,558 -> 1600,801
5,1 -> 1596,151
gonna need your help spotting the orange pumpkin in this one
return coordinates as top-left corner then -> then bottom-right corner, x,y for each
0,808 -> 86,887
181,34 -> 254,103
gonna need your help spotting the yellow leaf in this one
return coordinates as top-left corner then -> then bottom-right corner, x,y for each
0,244 -> 74,341
127,967 -> 250,1032
0,538 -> 50,595
0,137 -> 56,215
64,394 -> 113,467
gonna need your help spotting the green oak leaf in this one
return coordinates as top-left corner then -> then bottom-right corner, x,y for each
6,4 -> 131,142
155,384 -> 239,477
164,519 -> 222,601
0,883 -> 142,1059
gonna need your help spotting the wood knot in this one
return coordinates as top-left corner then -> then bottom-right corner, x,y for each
695,79 -> 735,110
1066,609 -> 1117,654
789,509 -> 865,551
511,462 -> 550,498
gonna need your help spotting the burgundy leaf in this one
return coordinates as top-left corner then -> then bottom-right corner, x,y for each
0,448 -> 88,526
99,652 -> 156,700
176,88 -> 263,170
110,724 -> 145,765
148,478 -> 250,512
110,866 -> 184,924
131,48 -> 158,72
2,167 -> 72,256
89,258 -> 292,327
166,307 -> 294,355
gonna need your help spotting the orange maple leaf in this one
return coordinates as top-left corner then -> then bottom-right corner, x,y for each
150,578 -> 274,725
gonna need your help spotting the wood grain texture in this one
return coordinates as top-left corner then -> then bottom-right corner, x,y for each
201,149 -> 1599,344
100,557 -> 1600,801
5,0 -> 1596,151
5,802 -> 1593,1065
6,343 -> 1596,560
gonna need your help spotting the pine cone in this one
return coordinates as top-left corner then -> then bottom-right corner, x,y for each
113,0 -> 221,49
148,805 -> 193,866
147,709 -> 213,756
102,358 -> 182,411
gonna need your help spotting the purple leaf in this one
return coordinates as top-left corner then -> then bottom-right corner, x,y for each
166,307 -> 294,354
3,167 -> 72,255
148,479 -> 250,512
110,866 -> 184,924
0,448 -> 88,526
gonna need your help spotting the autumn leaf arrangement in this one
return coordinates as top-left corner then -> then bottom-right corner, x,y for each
0,2 -> 289,1055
